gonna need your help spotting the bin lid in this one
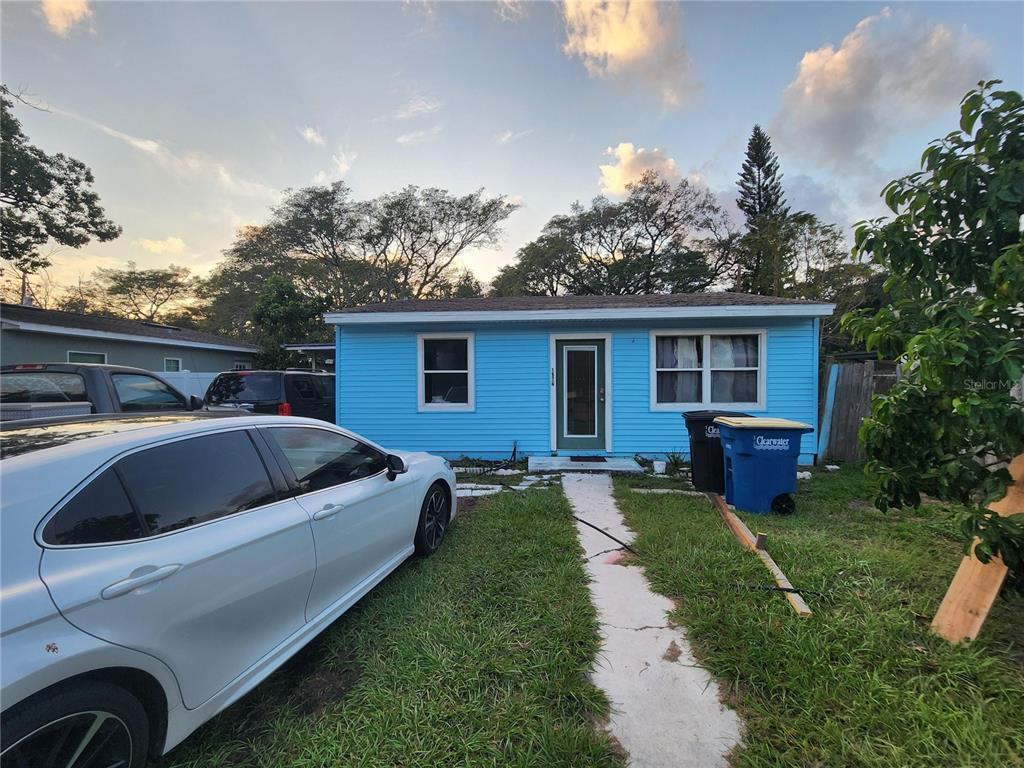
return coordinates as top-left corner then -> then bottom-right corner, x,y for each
713,416 -> 812,430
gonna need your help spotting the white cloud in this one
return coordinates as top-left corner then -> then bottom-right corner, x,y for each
299,126 -> 326,146
496,0 -> 527,22
495,128 -> 532,145
774,8 -> 989,171
396,124 -> 443,145
135,236 -> 187,255
561,0 -> 694,107
598,142 -> 680,196
40,0 -> 91,37
313,149 -> 358,183
53,107 -> 276,199
394,95 -> 442,120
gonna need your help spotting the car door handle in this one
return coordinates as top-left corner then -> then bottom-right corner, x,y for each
312,503 -> 344,521
101,564 -> 182,600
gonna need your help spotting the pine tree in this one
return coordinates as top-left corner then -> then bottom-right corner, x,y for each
736,125 -> 788,227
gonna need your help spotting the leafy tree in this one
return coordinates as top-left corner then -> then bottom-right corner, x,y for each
491,171 -> 730,296
0,91 -> 120,299
92,262 -> 194,322
736,124 -> 788,226
250,276 -> 327,369
843,81 -> 1024,573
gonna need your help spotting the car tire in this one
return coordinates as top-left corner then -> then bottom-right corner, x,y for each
1,680 -> 150,768
414,482 -> 451,556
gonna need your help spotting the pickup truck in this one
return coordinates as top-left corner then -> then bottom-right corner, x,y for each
0,363 -> 204,421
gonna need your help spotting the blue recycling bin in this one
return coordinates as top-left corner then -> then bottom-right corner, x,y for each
714,417 -> 813,514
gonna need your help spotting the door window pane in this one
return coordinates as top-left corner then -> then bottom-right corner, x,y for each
657,371 -> 702,403
268,427 -> 387,492
111,374 -> 186,411
0,372 -> 87,403
43,468 -> 144,546
711,371 -> 758,403
565,348 -> 596,436
117,431 -> 276,535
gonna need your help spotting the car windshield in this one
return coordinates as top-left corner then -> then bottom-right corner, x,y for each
206,372 -> 281,404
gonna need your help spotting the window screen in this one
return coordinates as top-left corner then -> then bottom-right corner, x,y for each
117,431 -> 276,535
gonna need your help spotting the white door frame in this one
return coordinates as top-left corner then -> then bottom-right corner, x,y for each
549,333 -> 612,453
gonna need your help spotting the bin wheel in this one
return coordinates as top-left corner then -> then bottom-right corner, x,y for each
771,494 -> 795,515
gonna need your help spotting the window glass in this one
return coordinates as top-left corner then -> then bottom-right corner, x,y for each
657,371 -> 701,403
654,333 -> 760,405
0,372 -> 87,403
43,468 -> 144,545
314,376 -> 335,399
206,372 -> 281,404
710,335 -> 758,369
269,427 -> 387,492
233,360 -> 253,371
291,377 -> 317,400
67,351 -> 106,364
422,337 -> 470,405
111,374 -> 186,411
118,431 -> 276,535
654,335 -> 703,404
164,358 -> 182,372
655,336 -> 702,369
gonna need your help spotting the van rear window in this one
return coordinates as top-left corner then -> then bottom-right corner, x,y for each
0,372 -> 88,403
206,372 -> 281,404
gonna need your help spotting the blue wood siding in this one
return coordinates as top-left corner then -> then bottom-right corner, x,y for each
335,316 -> 821,462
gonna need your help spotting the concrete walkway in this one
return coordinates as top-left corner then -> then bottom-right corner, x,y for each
561,473 -> 741,768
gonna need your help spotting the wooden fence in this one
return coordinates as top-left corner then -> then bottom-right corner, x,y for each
817,357 -> 898,463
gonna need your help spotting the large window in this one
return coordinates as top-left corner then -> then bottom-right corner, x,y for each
418,333 -> 474,411
268,427 -> 387,492
651,331 -> 764,409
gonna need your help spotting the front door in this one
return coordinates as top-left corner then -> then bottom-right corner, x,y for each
555,338 -> 605,451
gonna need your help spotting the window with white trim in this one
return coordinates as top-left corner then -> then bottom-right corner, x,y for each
164,357 -> 182,372
651,331 -> 763,409
418,333 -> 474,410
233,360 -> 252,371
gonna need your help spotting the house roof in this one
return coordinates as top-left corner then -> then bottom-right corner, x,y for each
325,292 -> 835,325
0,303 -> 258,353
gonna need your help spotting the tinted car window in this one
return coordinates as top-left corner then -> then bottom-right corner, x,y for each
314,376 -> 335,399
268,427 -> 386,492
111,374 -> 186,411
0,372 -> 87,403
206,372 -> 282,404
118,431 -> 276,535
43,468 -> 144,546
291,377 -> 317,400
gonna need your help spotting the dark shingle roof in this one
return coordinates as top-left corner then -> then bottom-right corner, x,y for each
1,303 -> 257,351
330,292 -> 826,314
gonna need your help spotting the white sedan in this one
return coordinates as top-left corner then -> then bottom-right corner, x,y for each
0,413 -> 456,768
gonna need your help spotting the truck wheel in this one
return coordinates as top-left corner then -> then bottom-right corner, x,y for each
771,494 -> 795,515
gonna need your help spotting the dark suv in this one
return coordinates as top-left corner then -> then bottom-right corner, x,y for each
204,370 -> 335,422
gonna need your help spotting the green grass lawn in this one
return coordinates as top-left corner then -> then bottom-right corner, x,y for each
615,466 -> 1024,768
156,488 -> 624,768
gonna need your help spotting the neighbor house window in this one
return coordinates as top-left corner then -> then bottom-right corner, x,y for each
67,351 -> 106,364
233,360 -> 252,371
418,333 -> 474,411
164,358 -> 182,372
650,331 -> 764,409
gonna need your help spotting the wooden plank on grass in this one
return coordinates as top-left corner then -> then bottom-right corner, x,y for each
931,454 -> 1023,643
707,493 -> 813,617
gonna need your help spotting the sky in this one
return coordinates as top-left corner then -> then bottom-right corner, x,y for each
3,0 -> 1022,287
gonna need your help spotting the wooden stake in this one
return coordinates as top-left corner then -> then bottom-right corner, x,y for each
707,493 -> 813,617
931,454 -> 1024,643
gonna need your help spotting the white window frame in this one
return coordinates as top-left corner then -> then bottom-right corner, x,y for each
163,357 -> 182,372
649,329 -> 766,411
417,332 -> 475,412
67,350 -> 107,364
233,360 -> 252,371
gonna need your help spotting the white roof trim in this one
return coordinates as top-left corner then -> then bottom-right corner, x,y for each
5,320 -> 258,353
325,304 -> 835,325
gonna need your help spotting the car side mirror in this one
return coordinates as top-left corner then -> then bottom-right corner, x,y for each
386,454 -> 408,481
189,395 -> 205,411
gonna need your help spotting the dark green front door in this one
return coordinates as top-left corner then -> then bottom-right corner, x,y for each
555,339 -> 605,451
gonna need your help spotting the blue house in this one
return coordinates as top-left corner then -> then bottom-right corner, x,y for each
326,293 -> 834,464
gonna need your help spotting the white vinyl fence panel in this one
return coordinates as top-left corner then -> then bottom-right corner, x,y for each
157,371 -> 218,399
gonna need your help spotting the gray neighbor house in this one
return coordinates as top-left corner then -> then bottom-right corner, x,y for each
0,302 -> 257,374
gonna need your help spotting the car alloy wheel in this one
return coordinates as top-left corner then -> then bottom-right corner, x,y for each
422,487 -> 448,551
1,710 -> 133,768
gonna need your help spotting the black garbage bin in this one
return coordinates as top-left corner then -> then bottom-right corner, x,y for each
682,410 -> 751,493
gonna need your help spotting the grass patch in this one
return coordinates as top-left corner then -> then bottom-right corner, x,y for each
157,488 -> 623,768
614,465 -> 1024,768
